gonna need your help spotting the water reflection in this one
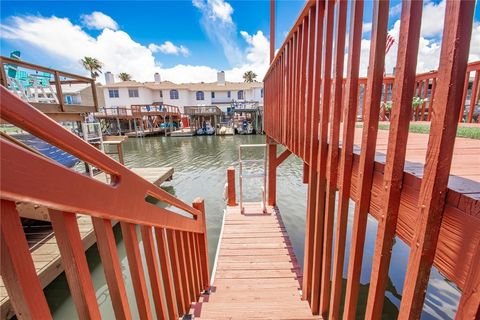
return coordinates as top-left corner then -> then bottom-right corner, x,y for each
44,135 -> 460,319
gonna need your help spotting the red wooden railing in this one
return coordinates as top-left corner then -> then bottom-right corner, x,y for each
131,104 -> 181,117
368,61 -> 480,123
0,87 -> 209,319
264,0 -> 479,319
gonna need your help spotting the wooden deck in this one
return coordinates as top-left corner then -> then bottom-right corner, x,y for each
351,126 -> 480,197
0,166 -> 174,319
94,167 -> 174,186
191,203 -> 318,319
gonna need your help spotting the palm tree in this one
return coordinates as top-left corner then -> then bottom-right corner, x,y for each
243,70 -> 257,83
80,57 -> 103,79
118,72 -> 132,82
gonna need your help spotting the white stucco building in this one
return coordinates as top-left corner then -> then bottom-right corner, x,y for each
99,71 -> 264,113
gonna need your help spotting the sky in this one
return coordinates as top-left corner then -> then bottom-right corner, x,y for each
1,0 -> 479,84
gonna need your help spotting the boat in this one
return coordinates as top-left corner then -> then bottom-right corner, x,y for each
196,122 -> 215,135
235,120 -> 255,135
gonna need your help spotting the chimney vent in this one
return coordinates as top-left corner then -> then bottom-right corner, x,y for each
154,72 -> 161,84
217,71 -> 225,86
105,71 -> 114,84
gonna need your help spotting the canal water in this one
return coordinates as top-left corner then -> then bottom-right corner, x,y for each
45,135 -> 460,319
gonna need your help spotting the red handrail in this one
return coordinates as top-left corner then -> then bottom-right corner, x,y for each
264,0 -> 478,319
0,86 -> 209,319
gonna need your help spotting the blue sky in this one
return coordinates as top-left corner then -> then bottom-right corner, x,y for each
1,0 -> 479,83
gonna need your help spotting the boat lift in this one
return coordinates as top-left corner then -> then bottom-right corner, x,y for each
238,144 -> 267,213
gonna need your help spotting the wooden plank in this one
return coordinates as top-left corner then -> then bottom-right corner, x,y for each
166,229 -> 185,316
49,210 -> 101,319
92,218 -> 131,320
328,0 -> 364,317
319,0 -> 347,315
227,167 -> 236,206
365,1 -> 423,318
130,167 -> 174,186
342,1 -> 389,318
189,232 -> 201,298
120,222 -> 152,319
181,231 -> 196,304
154,228 -> 177,320
398,1 -> 475,318
140,225 -> 167,320
303,0 -> 324,303
455,237 -> 480,319
195,203 -> 316,319
1,213 -> 110,318
175,231 -> 192,312
0,200 -> 52,320
193,199 -> 210,290
310,0 -> 335,313
298,16 -> 309,160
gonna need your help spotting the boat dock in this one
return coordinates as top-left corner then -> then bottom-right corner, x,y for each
0,166 -> 174,319
191,203 -> 317,319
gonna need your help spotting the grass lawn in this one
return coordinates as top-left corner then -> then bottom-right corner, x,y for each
355,122 -> 480,140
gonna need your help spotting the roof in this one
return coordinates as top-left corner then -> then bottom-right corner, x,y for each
101,80 -> 263,91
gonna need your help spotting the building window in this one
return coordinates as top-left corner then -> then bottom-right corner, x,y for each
211,91 -> 215,99
109,89 -> 119,98
261,88 -> 264,98
196,91 -> 205,100
227,91 -> 231,98
159,90 -> 163,98
170,89 -> 179,99
238,90 -> 244,100
128,88 -> 139,98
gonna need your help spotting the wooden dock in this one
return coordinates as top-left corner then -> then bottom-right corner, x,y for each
0,167 -> 174,319
95,167 -> 174,186
191,203 -> 318,319
125,127 -> 170,137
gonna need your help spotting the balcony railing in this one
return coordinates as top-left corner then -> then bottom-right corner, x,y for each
0,56 -> 98,119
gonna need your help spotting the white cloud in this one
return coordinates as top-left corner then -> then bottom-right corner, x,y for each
389,3 -> 402,18
192,0 -> 242,65
193,0 -> 234,24
469,23 -> 480,62
354,0 -> 479,77
420,0 -> 446,38
0,12 -> 270,83
149,41 -> 190,57
362,22 -> 372,34
81,11 -> 118,30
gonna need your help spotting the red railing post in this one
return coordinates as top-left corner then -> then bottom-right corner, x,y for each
227,166 -> 236,206
92,217 -> 131,320
193,198 -> 210,291
398,0 -> 475,317
267,142 -> 277,206
0,200 -> 52,319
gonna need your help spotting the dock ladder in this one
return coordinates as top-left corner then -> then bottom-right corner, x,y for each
238,144 -> 267,213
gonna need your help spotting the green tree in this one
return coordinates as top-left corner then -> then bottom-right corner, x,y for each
118,72 -> 132,81
80,57 -> 103,79
243,70 -> 257,83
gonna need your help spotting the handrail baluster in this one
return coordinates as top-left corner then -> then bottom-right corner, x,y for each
50,210 -> 101,319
